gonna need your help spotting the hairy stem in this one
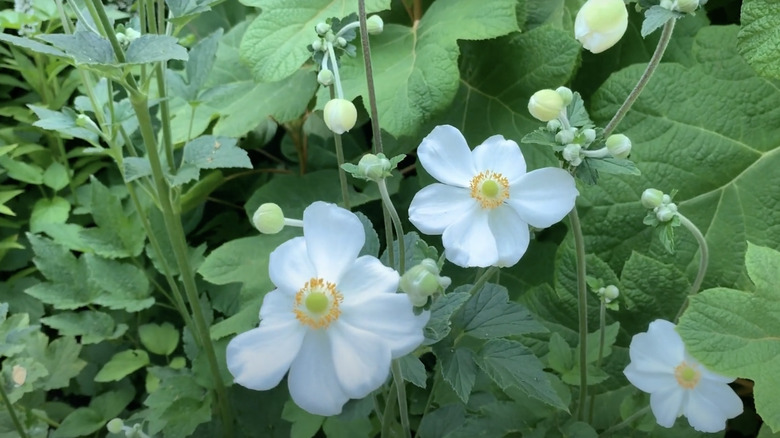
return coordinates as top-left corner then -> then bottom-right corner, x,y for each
588,299 -> 607,423
569,206 -> 589,420
600,406 -> 651,437
674,213 -> 709,322
328,86 -> 351,209
357,0 -> 383,154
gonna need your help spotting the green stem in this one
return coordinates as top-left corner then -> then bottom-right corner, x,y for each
328,86 -> 351,209
377,179 -> 405,273
155,63 -> 175,172
357,0 -> 383,154
588,299 -> 607,423
381,380 -> 398,438
391,360 -> 411,438
0,383 -> 27,438
467,266 -> 499,295
420,369 -> 440,416
674,213 -> 709,323
599,406 -> 651,437
602,19 -> 676,138
569,206 -> 588,421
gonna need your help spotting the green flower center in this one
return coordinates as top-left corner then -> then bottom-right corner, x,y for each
293,278 -> 343,329
674,361 -> 701,389
481,180 -> 500,198
305,292 -> 329,313
469,170 -> 510,209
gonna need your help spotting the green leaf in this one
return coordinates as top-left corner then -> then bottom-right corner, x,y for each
434,345 -> 478,403
35,336 -> 87,390
0,32 -> 67,57
398,354 -> 427,389
455,283 -> 547,339
41,310 -> 124,344
282,400 -> 324,438
25,234 -> 96,309
143,374 -> 212,437
641,6 -> 678,38
678,243 -> 780,432
125,34 -> 188,64
424,292 -> 471,345
86,254 -> 154,312
238,0 -> 390,82
94,349 -> 150,382
180,29 -> 222,101
586,157 -> 641,176
43,162 -> 69,191
320,0 -> 519,137
122,156 -> 152,182
30,197 -> 70,233
139,322 -> 180,356
476,339 -> 567,410
181,135 -> 252,171
0,155 -> 44,184
38,31 -> 116,65
50,408 -> 104,438
28,105 -> 99,142
737,0 -> 780,80
80,178 -> 145,258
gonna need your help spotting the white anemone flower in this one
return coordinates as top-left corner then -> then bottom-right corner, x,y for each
408,125 -> 578,268
226,201 -> 429,416
623,319 -> 743,433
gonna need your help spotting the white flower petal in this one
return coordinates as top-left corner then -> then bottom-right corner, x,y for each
623,363 -> 678,394
408,184 -> 475,235
269,237 -> 316,294
328,322 -> 392,399
684,380 -> 743,433
258,289 -> 296,324
442,206 -> 498,267
649,385 -> 686,428
700,366 -> 737,384
341,294 -> 428,357
288,330 -> 350,416
487,206 -> 531,267
226,318 -> 305,391
506,167 -> 578,228
417,125 -> 476,187
471,135 -> 527,184
337,256 -> 399,300
303,202 -> 364,283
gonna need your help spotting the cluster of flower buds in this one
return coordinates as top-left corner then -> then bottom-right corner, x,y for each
116,27 -> 141,48
400,258 -> 451,307
106,418 -> 150,438
641,188 -> 678,223
596,284 -> 620,304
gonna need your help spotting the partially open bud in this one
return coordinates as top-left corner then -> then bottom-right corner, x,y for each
641,188 -> 664,209
556,86 -> 573,105
358,153 -> 392,181
528,89 -> 565,122
574,0 -> 629,54
367,15 -> 384,34
400,259 -> 451,307
563,143 -> 583,166
106,418 -> 125,434
324,98 -> 358,134
655,203 -> 677,222
317,69 -> 334,86
606,133 -> 632,159
252,203 -> 285,234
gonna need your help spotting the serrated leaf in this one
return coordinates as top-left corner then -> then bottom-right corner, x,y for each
282,400 -> 324,438
80,178 -> 145,258
43,162 -> 69,191
737,0 -> 780,80
181,135 -> 252,170
0,32 -> 67,57
38,31 -> 116,65
398,354 -> 427,389
125,34 -> 188,64
0,155 -> 44,184
143,374 -> 211,437
94,349 -> 150,382
476,339 -> 567,410
36,336 -> 87,390
30,197 -> 70,233
41,311 -> 123,344
641,6 -> 678,38
435,346 -> 478,403
586,157 -> 641,176
28,105 -> 99,142
122,156 -> 152,182
424,292 -> 471,345
139,322 -> 180,356
85,254 -> 154,312
678,243 -> 780,432
50,408 -> 103,438
455,283 -> 547,339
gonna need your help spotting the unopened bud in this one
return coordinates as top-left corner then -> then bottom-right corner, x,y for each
655,203 -> 677,222
367,15 -> 384,34
323,98 -> 358,134
336,36 -> 347,47
582,128 -> 596,144
556,86 -> 573,105
315,23 -> 331,35
547,119 -> 562,132
252,203 -> 285,234
555,127 -> 576,145
312,40 -> 323,51
675,0 -> 699,13
528,89 -> 565,122
124,28 -> 141,42
11,365 -> 26,386
563,143 -> 583,166
317,69 -> 334,86
400,259 -> 450,307
606,133 -> 631,159
662,194 -> 672,205
106,418 -> 125,434
603,285 -> 619,301
358,153 -> 391,181
641,188 -> 664,209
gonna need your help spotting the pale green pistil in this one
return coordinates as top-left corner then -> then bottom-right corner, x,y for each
481,179 -> 500,198
305,292 -> 329,314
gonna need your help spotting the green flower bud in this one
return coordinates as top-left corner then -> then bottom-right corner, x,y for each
312,40 -> 323,51
606,133 -> 631,159
641,188 -> 664,209
528,89 -> 565,122
336,36 -> 347,47
662,194 -> 672,205
676,0 -> 699,13
547,119 -> 562,132
603,285 -> 619,301
575,0 -> 629,54
358,153 -> 392,181
317,69 -> 334,86
124,28 -> 141,42
563,143 -> 583,166
655,203 -> 677,222
582,128 -> 596,144
367,15 -> 384,34
252,203 -> 285,234
315,23 -> 331,35
556,86 -> 573,105
400,259 -> 450,307
106,418 -> 125,434
324,98 -> 358,134
555,127 -> 576,145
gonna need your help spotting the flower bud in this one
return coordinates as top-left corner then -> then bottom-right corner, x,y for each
11,365 -> 26,386
563,143 -> 583,166
603,285 -> 619,301
556,86 -> 573,105
606,133 -> 631,159
336,36 -> 347,47
124,28 -> 141,42
574,0 -> 629,54
555,127 -> 576,145
662,194 -> 672,205
641,188 -> 664,209
317,69 -> 334,86
400,259 -> 450,307
106,418 -> 125,434
582,128 -> 596,144
358,153 -> 392,181
547,119 -> 562,132
323,98 -> 358,134
367,15 -> 384,34
312,40 -> 323,51
315,23 -> 331,35
664,0 -> 699,13
252,203 -> 285,234
655,203 -> 677,222
528,89 -> 565,122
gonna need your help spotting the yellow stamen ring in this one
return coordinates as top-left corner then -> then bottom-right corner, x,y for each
469,170 -> 510,209
293,278 -> 343,329
674,361 -> 702,389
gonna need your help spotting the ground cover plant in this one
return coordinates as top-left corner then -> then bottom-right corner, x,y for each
0,0 -> 778,437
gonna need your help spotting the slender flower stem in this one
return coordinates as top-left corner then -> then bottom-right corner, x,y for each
381,380 -> 398,438
328,87 -> 351,209
391,360 -> 411,438
599,406 -> 651,437
377,179 -> 405,273
357,0 -> 383,154
674,213 -> 709,323
467,266 -> 499,295
602,19 -> 676,137
0,383 -> 27,438
588,299 -> 607,423
326,42 -> 344,99
569,206 -> 589,421
155,63 -> 175,172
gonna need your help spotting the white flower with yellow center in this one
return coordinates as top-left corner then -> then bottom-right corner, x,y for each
408,125 -> 578,268
226,202 -> 429,416
623,319 -> 743,433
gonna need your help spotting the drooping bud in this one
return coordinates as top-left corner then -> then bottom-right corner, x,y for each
528,89 -> 565,122
358,153 -> 392,181
367,15 -> 384,34
252,203 -> 285,234
317,69 -> 334,86
400,259 -> 451,307
315,23 -> 331,36
574,0 -> 629,54
556,86 -> 573,105
563,143 -> 583,166
323,98 -> 358,134
641,188 -> 664,209
606,133 -> 632,159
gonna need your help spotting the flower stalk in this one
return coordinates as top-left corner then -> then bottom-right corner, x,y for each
569,206 -> 589,420
0,383 -> 27,438
674,213 -> 709,322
